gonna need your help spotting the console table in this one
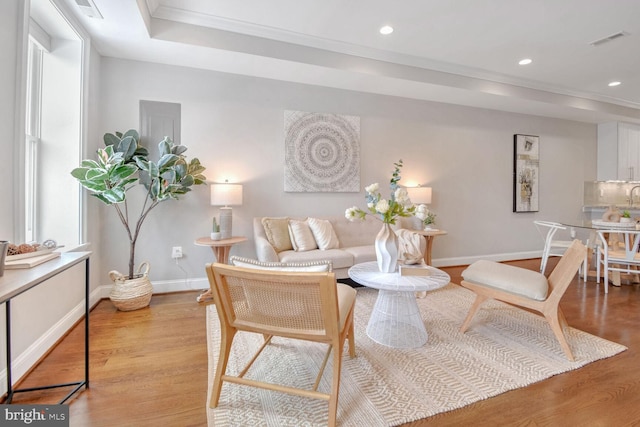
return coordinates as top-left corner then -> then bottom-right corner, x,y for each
0,251 -> 91,403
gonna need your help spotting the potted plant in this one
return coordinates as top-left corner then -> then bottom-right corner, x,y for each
211,217 -> 222,240
621,210 -> 633,223
71,129 -> 206,310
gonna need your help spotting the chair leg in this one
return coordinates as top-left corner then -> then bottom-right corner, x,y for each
347,320 -> 356,358
210,325 -> 236,408
327,344 -> 342,427
544,308 -> 574,361
459,293 -> 489,333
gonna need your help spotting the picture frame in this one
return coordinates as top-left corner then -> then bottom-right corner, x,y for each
513,134 -> 539,212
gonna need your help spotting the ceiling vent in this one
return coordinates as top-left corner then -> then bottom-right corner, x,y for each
590,31 -> 628,47
74,0 -> 103,19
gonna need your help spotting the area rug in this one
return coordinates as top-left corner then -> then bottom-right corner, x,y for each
206,284 -> 626,426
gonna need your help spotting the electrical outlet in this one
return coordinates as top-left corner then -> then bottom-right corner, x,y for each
171,246 -> 183,259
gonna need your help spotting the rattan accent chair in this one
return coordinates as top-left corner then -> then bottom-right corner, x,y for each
205,262 -> 357,427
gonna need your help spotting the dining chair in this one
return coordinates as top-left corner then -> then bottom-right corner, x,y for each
205,262 -> 356,427
534,220 -> 575,275
596,229 -> 640,293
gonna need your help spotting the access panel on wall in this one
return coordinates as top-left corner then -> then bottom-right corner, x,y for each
284,110 -> 360,192
513,134 -> 539,213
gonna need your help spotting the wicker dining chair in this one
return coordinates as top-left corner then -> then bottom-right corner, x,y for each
205,262 -> 357,427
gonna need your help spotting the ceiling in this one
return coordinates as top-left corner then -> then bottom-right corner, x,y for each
65,0 -> 640,124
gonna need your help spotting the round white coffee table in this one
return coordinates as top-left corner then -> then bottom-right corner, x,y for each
348,262 -> 451,348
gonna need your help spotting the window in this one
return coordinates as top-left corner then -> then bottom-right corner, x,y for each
22,0 -> 85,249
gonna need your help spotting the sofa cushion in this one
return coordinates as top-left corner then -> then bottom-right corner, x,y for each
229,256 -> 332,272
288,219 -> 318,252
308,217 -> 340,250
343,245 -> 377,265
262,217 -> 293,252
462,260 -> 549,301
278,249 -> 354,270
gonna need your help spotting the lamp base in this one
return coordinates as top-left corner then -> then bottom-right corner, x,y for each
219,207 -> 233,240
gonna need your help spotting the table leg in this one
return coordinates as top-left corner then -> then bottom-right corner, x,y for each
367,290 -> 428,348
198,245 -> 233,304
423,236 -> 434,265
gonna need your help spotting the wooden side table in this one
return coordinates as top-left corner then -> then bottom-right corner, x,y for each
194,236 -> 247,304
410,229 -> 447,265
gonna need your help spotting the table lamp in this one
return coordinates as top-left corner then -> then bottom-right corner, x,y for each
210,181 -> 243,239
407,186 -> 432,205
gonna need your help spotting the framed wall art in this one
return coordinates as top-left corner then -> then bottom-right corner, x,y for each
284,110 -> 360,192
513,134 -> 539,212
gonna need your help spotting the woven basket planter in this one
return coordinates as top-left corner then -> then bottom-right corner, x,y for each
109,262 -> 153,311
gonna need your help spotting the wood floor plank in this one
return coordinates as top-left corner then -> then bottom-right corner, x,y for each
7,258 -> 640,426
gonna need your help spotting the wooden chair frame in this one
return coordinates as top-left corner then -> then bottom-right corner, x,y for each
460,240 -> 587,361
205,263 -> 356,427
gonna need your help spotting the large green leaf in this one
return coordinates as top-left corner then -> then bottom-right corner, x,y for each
110,164 -> 138,182
172,145 -> 187,156
157,153 -> 179,169
80,159 -> 100,169
147,161 -> 159,179
103,133 -> 120,147
71,167 -> 89,180
158,138 -> 171,157
117,136 -> 137,160
80,180 -> 108,192
85,169 -> 108,182
102,188 -> 126,204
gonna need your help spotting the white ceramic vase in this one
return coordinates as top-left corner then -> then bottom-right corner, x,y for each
375,223 -> 399,273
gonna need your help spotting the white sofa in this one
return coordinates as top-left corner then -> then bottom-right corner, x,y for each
253,215 -> 424,279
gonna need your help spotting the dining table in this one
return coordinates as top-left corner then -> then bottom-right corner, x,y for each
560,219 -> 639,286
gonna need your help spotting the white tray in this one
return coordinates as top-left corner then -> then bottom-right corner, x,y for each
5,247 -> 55,262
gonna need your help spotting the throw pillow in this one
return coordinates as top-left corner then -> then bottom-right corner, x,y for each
288,219 -> 318,252
307,217 -> 340,250
229,256 -> 332,272
261,217 -> 293,252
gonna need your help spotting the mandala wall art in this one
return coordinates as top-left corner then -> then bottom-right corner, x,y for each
284,110 -> 360,192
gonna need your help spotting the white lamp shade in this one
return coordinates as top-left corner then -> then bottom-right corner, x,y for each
210,183 -> 243,206
407,186 -> 432,204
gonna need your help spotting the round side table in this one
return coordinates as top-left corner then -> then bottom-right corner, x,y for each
194,236 -> 247,303
348,261 -> 450,348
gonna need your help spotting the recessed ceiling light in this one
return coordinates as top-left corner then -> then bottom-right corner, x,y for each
379,25 -> 394,35
608,81 -> 621,87
518,58 -> 533,65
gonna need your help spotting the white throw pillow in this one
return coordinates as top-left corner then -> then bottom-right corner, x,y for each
307,217 -> 340,250
288,219 -> 318,252
229,256 -> 332,272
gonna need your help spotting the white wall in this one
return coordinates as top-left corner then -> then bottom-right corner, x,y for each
98,57 -> 597,287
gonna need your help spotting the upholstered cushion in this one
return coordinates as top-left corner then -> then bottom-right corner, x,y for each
337,283 -> 357,328
229,256 -> 332,272
262,217 -> 293,252
462,260 -> 549,301
288,219 -> 318,252
308,217 -> 340,250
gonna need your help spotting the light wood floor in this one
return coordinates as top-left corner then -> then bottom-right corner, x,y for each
8,258 -> 640,426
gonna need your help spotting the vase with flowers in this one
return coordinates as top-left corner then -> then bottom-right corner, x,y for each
345,160 -> 416,272
415,204 -> 437,230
